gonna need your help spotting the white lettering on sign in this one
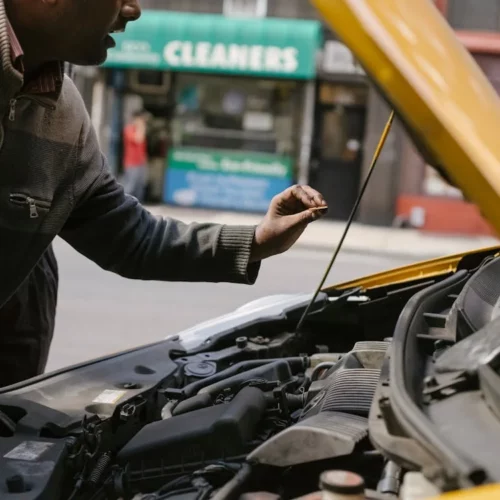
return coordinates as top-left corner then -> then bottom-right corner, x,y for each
164,40 -> 182,65
283,47 -> 299,72
228,44 -> 249,71
249,45 -> 264,71
163,41 -> 299,73
181,42 -> 193,66
122,40 -> 151,53
211,44 -> 228,68
196,42 -> 211,67
264,46 -> 282,72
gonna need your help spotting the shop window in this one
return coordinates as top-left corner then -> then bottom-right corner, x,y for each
172,75 -> 298,155
128,70 -> 171,96
223,0 -> 267,18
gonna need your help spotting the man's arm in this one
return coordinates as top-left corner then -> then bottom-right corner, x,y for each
61,115 -> 260,284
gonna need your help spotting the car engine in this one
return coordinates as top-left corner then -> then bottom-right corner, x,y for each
1,249 -> 500,500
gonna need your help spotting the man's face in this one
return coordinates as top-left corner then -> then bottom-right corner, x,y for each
55,0 -> 141,66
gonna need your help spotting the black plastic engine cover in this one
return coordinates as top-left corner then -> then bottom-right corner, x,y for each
0,437 -> 67,499
0,340 -> 182,434
118,387 -> 267,467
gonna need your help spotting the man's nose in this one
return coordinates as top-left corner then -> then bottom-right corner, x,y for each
121,0 -> 141,21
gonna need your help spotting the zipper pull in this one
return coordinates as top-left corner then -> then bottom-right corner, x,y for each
9,99 -> 17,122
27,197 -> 39,218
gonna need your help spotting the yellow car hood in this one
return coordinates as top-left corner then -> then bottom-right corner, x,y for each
432,485 -> 500,500
311,4 -> 500,496
312,0 -> 500,236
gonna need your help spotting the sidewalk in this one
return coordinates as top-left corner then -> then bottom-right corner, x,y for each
145,205 -> 500,260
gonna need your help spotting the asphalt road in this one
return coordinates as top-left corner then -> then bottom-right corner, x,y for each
46,237 -> 413,371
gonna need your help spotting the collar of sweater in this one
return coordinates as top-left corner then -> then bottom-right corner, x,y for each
0,0 -> 64,112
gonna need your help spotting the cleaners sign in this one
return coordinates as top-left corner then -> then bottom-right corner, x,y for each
104,11 -> 321,79
164,148 -> 294,212
163,42 -> 299,74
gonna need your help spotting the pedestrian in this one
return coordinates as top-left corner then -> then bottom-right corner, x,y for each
0,0 -> 327,388
122,109 -> 148,202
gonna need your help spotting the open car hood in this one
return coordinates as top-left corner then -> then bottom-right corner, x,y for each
312,0 -> 500,235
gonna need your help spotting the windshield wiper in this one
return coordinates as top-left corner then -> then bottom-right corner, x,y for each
296,110 -> 395,333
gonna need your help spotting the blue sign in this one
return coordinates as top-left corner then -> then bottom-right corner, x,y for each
163,147 -> 294,212
164,169 -> 293,212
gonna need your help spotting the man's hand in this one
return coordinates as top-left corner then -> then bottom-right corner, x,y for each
250,185 -> 327,263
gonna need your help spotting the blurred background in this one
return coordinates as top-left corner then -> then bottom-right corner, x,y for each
49,0 -> 500,370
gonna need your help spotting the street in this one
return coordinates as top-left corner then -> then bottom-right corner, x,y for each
46,237 -> 413,372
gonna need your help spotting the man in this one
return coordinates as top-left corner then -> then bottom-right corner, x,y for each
122,109 -> 148,202
0,0 -> 327,387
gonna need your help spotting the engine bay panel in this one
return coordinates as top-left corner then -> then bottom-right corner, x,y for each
1,252 -> 500,499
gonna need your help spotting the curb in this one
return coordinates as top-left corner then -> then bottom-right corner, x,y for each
289,240 -> 444,261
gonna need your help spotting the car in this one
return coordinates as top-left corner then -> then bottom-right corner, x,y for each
2,0 -> 500,499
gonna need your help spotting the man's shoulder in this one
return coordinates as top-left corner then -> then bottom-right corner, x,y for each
59,75 -> 88,117
10,75 -> 90,146
49,74 -> 95,143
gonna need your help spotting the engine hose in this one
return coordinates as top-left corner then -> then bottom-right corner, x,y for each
377,461 -> 402,495
198,360 -> 294,397
161,400 -> 177,419
182,357 -> 309,398
172,393 -> 213,417
211,464 -> 252,500
310,362 -> 336,382
286,393 -> 306,410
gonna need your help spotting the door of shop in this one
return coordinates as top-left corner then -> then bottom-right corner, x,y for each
310,94 -> 366,221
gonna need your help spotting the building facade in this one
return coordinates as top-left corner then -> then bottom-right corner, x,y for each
90,0 -> 329,210
85,0 -> 371,216
79,0 -> 500,231
391,0 -> 500,234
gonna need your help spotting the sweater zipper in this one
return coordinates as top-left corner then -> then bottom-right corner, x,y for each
8,99 -> 16,121
9,193 -> 51,219
9,95 -> 56,122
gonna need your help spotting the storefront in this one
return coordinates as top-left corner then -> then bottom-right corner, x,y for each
102,10 -> 322,212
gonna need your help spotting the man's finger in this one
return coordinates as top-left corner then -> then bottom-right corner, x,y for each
300,185 -> 327,207
286,208 -> 322,227
290,185 -> 316,209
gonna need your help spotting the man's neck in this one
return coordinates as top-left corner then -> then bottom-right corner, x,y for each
4,1 -> 47,76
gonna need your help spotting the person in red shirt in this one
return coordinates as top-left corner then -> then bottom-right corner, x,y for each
122,109 -> 148,202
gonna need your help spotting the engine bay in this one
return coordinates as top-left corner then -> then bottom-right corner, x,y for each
1,249 -> 500,500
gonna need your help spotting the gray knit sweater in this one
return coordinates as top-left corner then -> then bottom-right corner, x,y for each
0,1 -> 260,309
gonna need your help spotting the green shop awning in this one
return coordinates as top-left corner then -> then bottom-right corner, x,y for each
103,11 -> 322,80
